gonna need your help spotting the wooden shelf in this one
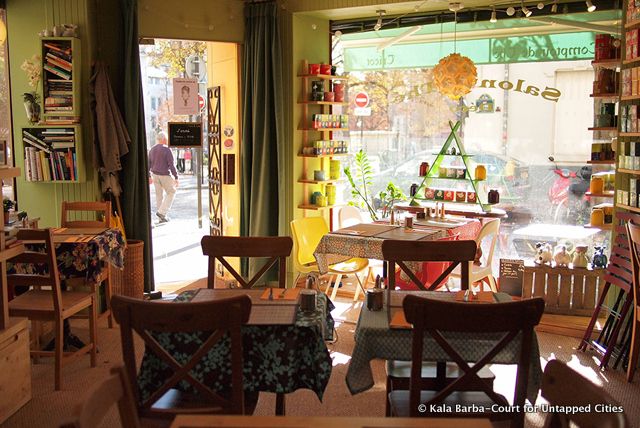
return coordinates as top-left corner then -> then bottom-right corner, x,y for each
625,19 -> 640,29
298,204 -> 338,210
618,168 -> 640,175
587,127 -> 617,132
298,100 -> 348,106
623,57 -> 640,66
620,95 -> 640,101
0,244 -> 25,262
298,179 -> 341,184
619,132 -> 640,137
297,74 -> 346,80
584,223 -> 613,230
589,94 -> 619,99
587,159 -> 615,164
591,59 -> 622,68
618,203 -> 640,214
298,153 -> 348,158
585,191 -> 615,198
0,167 -> 21,180
298,127 -> 349,131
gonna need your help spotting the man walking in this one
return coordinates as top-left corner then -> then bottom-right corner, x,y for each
149,131 -> 178,223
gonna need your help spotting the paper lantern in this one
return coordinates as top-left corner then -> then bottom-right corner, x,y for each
432,53 -> 478,100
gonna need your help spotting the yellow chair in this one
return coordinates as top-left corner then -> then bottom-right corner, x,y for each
291,217 -> 370,301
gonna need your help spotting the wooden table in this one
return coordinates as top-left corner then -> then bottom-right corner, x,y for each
170,415 -> 492,428
395,201 -> 507,218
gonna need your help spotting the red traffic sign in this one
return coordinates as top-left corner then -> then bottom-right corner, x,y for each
198,94 -> 206,111
354,92 -> 369,108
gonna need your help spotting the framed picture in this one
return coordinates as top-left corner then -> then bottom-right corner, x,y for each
172,78 -> 199,115
0,140 -> 8,166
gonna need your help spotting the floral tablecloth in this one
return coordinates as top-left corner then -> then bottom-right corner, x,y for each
345,291 -> 542,403
8,228 -> 125,284
136,290 -> 334,403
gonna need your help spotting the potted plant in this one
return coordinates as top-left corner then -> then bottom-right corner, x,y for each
20,54 -> 42,124
3,198 -> 14,224
344,149 -> 406,221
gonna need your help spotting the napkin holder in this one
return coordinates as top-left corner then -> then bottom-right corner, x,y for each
300,289 -> 317,313
366,274 -> 384,311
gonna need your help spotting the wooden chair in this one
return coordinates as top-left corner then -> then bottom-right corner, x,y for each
111,294 -> 251,420
200,236 -> 293,289
541,359 -> 628,428
626,220 -> 640,382
61,200 -> 114,328
60,366 -> 141,428
383,239 -> 477,292
389,295 -> 544,428
7,228 -> 97,390
382,239 -> 490,415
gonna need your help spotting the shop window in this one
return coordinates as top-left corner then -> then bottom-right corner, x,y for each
0,7 -> 13,200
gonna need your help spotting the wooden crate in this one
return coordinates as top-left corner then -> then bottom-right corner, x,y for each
0,318 -> 31,423
522,263 -> 605,316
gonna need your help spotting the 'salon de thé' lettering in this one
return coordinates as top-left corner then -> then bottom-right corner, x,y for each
478,79 -> 561,102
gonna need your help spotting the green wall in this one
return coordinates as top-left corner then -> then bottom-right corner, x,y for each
7,0 -> 100,227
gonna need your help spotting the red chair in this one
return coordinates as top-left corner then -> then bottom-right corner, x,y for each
393,234 -> 460,291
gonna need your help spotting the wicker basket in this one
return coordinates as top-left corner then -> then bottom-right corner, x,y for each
111,239 -> 144,299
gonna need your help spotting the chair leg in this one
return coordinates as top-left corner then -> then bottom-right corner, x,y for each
330,274 -> 340,301
487,275 -> 498,292
293,273 -> 301,288
385,377 -> 392,416
33,321 -> 41,364
627,319 -> 640,382
105,270 -> 113,329
353,272 -> 366,302
55,318 -> 64,391
89,299 -> 98,368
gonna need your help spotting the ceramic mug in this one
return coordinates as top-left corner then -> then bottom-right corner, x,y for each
309,63 -> 321,74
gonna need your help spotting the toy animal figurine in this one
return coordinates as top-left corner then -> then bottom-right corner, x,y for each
553,245 -> 571,267
534,242 -> 553,265
52,25 -> 65,37
572,245 -> 590,268
62,24 -> 78,37
592,246 -> 608,269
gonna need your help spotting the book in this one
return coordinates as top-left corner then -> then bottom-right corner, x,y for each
45,52 -> 72,69
35,149 -> 43,181
22,136 -> 52,154
44,42 -> 71,56
44,64 -> 71,80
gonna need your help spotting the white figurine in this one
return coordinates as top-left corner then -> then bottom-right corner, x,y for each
62,24 -> 78,37
535,242 -> 553,265
553,244 -> 571,267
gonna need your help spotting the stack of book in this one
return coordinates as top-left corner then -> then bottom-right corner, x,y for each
42,41 -> 76,122
22,128 -> 77,182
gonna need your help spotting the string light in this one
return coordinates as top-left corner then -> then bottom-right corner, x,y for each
490,7 -> 498,23
586,0 -> 596,12
551,0 -> 558,12
537,2 -> 545,9
374,9 -> 385,31
506,6 -> 516,16
521,2 -> 532,17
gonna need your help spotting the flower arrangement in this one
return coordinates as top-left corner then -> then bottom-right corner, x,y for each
21,55 -> 41,89
20,55 -> 42,123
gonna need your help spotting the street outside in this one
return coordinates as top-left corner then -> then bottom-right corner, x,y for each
149,172 -> 210,293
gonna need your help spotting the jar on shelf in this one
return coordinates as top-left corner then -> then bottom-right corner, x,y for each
590,208 -> 605,226
488,189 -> 500,204
475,165 -> 487,181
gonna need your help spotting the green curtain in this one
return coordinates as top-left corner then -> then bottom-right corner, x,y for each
119,0 -> 154,292
241,2 -> 285,278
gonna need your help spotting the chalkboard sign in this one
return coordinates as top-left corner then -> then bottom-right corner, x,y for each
168,122 -> 202,148
499,259 -> 524,297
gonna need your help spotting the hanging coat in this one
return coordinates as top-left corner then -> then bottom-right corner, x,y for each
89,61 -> 130,175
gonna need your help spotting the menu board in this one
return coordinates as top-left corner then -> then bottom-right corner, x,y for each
168,122 -> 202,148
499,259 -> 524,297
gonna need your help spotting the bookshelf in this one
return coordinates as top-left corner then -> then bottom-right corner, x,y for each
40,37 -> 81,124
21,125 -> 83,183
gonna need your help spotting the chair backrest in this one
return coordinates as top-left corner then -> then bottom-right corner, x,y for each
403,295 -> 545,418
111,294 -> 251,417
626,220 -> 640,311
60,366 -> 141,428
338,206 -> 364,229
200,236 -> 293,289
382,239 -> 477,291
8,228 -> 62,313
541,359 -> 628,428
61,201 -> 112,228
476,219 -> 500,268
290,217 -> 329,269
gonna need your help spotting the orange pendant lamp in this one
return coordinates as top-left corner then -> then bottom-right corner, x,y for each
432,7 -> 477,100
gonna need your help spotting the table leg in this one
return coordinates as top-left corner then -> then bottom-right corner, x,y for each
436,361 -> 446,390
276,392 -> 286,415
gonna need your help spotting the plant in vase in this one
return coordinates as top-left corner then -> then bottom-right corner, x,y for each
3,198 -> 14,224
20,54 -> 42,124
344,150 -> 406,221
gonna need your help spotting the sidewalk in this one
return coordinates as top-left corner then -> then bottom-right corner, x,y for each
149,173 -> 209,292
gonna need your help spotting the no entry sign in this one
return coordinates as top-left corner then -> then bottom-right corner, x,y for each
354,92 -> 369,108
198,94 -> 206,112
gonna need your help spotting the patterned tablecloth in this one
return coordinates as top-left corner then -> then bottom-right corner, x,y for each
8,228 -> 125,284
137,289 -> 334,403
314,220 -> 481,274
345,292 -> 542,403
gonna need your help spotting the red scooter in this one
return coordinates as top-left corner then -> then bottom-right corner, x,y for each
548,156 -> 591,224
